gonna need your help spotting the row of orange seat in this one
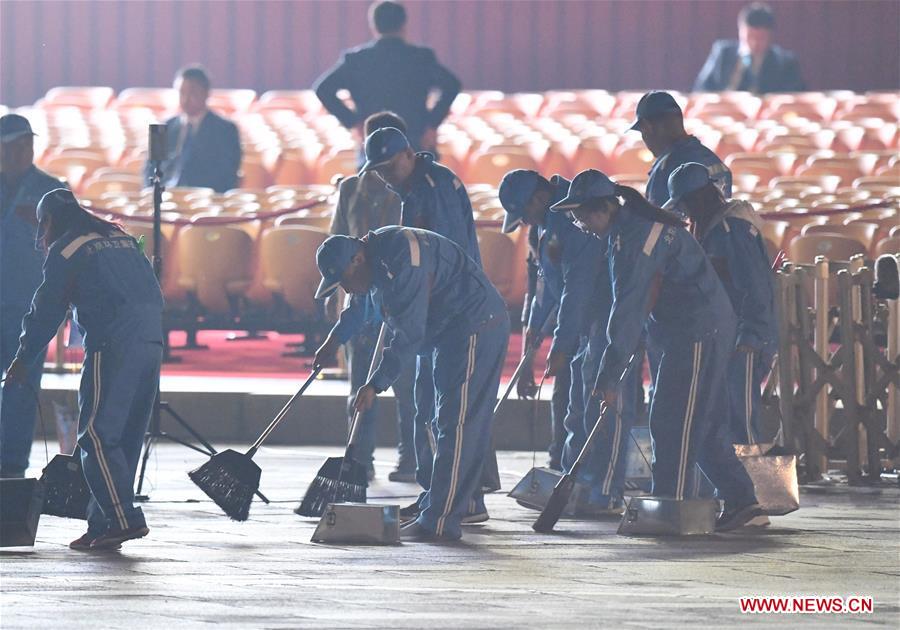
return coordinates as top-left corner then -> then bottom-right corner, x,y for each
5,87 -> 897,192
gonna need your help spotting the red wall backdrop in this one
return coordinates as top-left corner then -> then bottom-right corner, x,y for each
1,0 -> 898,107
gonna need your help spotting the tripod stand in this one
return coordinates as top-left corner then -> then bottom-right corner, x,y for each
134,151 -> 268,504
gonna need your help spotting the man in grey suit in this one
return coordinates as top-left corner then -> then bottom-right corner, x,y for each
144,66 -> 242,193
694,3 -> 804,94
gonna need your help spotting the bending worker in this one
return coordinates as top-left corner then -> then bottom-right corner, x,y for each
665,162 -> 778,446
4,189 -> 164,550
358,126 -> 483,519
499,169 -> 629,514
552,170 -> 762,531
313,226 -> 509,542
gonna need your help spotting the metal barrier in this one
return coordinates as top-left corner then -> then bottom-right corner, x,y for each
774,254 -> 900,483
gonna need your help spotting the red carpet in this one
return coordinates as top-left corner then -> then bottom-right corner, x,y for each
48,330 -> 551,381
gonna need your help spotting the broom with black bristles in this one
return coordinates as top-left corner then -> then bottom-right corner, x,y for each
188,365 -> 323,521
533,347 -> 641,533
295,323 -> 387,517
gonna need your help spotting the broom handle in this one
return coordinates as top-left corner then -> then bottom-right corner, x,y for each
494,343 -> 538,416
570,346 -> 643,473
348,322 -> 389,447
247,365 -> 323,457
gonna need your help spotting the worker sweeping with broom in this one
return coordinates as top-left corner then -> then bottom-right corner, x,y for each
313,226 -> 509,542
551,170 -> 762,531
3,189 -> 163,550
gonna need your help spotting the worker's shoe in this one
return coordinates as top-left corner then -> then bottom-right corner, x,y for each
399,501 -> 421,524
400,521 -> 461,543
69,532 -> 119,551
461,509 -> 489,525
716,502 -> 764,532
388,468 -> 417,483
90,525 -> 149,550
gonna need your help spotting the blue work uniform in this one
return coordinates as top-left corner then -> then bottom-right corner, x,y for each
331,173 -> 416,474
694,200 -> 778,444
16,228 -> 164,537
594,210 -> 757,510
641,136 -> 732,427
0,166 -> 66,475
395,153 -> 482,490
331,227 -> 509,539
523,223 -> 567,469
646,136 -> 732,209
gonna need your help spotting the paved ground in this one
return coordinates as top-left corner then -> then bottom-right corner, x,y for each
2,445 -> 898,629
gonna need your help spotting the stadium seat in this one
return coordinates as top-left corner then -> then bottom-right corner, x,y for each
790,233 -> 867,263
874,237 -> 900,257
114,88 -> 179,114
43,86 -> 115,110
802,222 -> 880,253
468,149 -> 539,185
239,154 -> 273,189
80,174 -> 144,197
176,225 -> 254,315
41,151 -> 110,191
476,228 -> 522,307
316,150 -> 358,185
608,146 -> 654,176
257,226 -> 329,316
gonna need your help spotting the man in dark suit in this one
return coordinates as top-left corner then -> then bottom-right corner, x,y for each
144,65 -> 242,193
314,1 -> 461,154
693,2 -> 805,94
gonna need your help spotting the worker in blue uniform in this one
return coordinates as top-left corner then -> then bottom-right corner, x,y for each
0,114 -> 67,478
4,189 -> 164,549
629,91 -> 734,446
552,169 -> 762,531
360,126 -> 482,516
313,227 -> 509,541
516,221 -> 568,470
666,162 -> 778,445
630,90 -> 732,210
500,169 -> 630,514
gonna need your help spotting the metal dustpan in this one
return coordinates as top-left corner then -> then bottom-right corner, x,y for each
508,467 -> 586,514
311,503 -> 400,545
0,478 -> 45,547
617,496 -> 717,536
735,443 -> 799,516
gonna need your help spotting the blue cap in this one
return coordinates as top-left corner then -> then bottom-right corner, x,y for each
664,162 -> 712,210
0,113 -> 36,143
550,169 -> 617,211
36,188 -> 78,223
315,235 -> 362,299
360,127 -> 410,173
498,169 -> 541,233
629,91 -> 682,131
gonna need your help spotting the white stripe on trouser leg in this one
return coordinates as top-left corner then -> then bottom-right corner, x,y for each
84,353 -> 129,530
675,342 -> 702,501
435,334 -> 476,536
745,352 -> 754,444
601,386 -> 624,496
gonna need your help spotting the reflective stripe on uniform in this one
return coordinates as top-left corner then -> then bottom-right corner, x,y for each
642,223 -> 663,256
61,232 -> 103,259
435,333 -> 477,536
82,352 -> 129,530
675,341 -> 703,501
404,229 -> 421,267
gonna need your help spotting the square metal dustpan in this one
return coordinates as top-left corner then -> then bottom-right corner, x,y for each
311,503 -> 400,545
617,496 -> 717,536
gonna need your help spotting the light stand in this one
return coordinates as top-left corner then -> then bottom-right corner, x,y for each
134,125 -> 244,500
